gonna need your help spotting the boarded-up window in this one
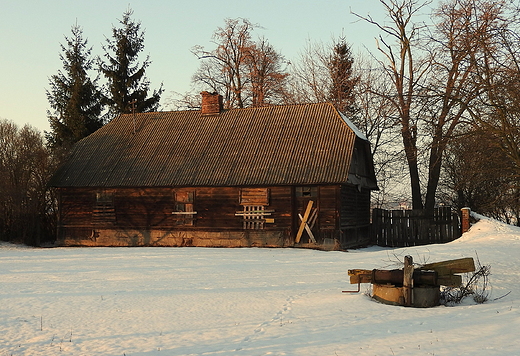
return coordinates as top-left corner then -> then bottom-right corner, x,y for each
93,190 -> 115,224
237,205 -> 265,230
236,188 -> 272,229
239,188 -> 269,205
172,191 -> 196,225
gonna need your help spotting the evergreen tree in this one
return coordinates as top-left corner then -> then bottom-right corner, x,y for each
46,24 -> 104,148
99,9 -> 163,116
328,38 -> 359,116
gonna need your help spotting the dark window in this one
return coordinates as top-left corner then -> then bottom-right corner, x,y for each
172,191 -> 196,225
93,190 -> 115,224
296,186 -> 317,198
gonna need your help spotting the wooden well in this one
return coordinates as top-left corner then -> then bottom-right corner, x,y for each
372,284 -> 440,308
347,256 -> 475,308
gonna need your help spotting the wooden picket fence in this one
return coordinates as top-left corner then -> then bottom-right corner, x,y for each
371,207 -> 461,247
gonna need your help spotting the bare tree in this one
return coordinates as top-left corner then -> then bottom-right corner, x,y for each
192,18 -> 288,109
286,38 -> 352,106
469,0 -> 520,180
354,59 -> 408,208
285,40 -> 328,105
457,0 -> 520,224
192,18 -> 254,108
354,0 -> 432,211
440,128 -> 518,224
288,38 -> 403,207
246,37 -> 289,106
354,0 -> 508,214
0,120 -> 56,245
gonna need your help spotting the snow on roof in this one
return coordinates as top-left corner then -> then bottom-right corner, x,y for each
339,111 -> 368,141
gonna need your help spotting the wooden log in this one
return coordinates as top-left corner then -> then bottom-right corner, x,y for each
348,257 -> 473,288
348,269 -> 437,286
348,269 -> 372,284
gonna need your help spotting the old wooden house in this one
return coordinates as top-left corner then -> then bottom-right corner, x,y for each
49,92 -> 378,249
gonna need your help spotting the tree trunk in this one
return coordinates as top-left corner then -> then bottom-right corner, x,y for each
402,126 -> 423,210
424,139 -> 446,217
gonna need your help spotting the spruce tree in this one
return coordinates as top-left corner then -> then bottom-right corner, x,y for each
46,24 -> 104,148
99,9 -> 163,116
328,38 -> 359,116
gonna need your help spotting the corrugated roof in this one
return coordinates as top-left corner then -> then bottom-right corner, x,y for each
50,103 -> 363,187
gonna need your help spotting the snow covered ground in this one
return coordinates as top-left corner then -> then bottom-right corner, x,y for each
1,215 -> 519,356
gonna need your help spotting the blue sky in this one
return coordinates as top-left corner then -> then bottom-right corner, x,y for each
0,0 -> 386,132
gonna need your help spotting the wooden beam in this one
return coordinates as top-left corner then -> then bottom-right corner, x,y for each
420,257 -> 475,274
403,255 -> 414,307
348,269 -> 372,284
235,211 -> 273,216
298,213 -> 317,243
295,200 -> 313,243
437,274 -> 462,287
307,208 -> 318,229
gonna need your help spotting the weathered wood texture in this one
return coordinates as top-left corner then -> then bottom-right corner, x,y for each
338,185 -> 372,248
403,255 -> 414,306
291,185 -> 371,248
56,183 -> 371,248
371,207 -> 461,247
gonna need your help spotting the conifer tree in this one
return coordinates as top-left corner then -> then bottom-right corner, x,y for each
46,24 -> 104,148
328,38 -> 359,116
99,9 -> 163,116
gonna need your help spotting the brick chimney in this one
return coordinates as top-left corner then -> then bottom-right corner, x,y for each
201,91 -> 223,115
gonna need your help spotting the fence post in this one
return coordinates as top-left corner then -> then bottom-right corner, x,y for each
461,207 -> 471,234
403,255 -> 414,306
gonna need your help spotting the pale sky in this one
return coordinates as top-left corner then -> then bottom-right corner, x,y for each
0,0 -> 386,133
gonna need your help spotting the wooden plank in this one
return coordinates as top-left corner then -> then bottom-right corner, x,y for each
298,213 -> 317,243
240,188 -> 269,205
235,209 -> 274,216
420,257 -> 475,274
437,274 -> 462,287
295,200 -> 313,243
307,208 -> 318,229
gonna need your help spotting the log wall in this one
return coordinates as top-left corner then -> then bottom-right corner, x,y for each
338,185 -> 372,248
57,184 -> 371,248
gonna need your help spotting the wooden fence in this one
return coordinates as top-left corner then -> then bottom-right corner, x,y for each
371,207 -> 461,247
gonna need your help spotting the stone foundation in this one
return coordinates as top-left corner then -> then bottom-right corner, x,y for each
60,228 -> 289,248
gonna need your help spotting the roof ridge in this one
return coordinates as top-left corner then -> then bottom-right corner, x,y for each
119,102 -> 334,116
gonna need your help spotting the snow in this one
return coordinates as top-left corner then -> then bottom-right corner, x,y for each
1,217 -> 520,355
339,111 -> 369,141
